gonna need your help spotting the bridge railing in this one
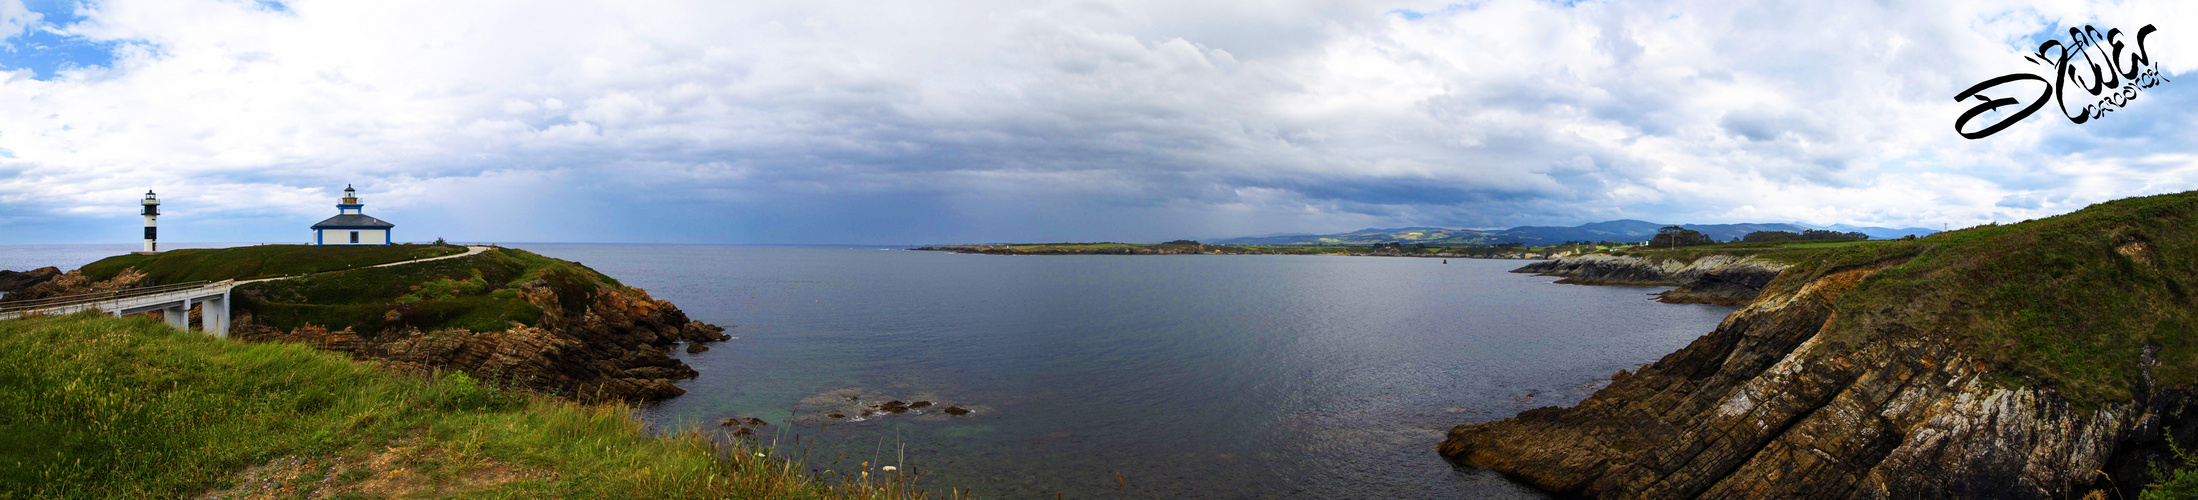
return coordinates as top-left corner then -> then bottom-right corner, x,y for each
0,280 -> 222,314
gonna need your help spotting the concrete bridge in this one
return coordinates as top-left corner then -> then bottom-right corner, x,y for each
0,280 -> 236,336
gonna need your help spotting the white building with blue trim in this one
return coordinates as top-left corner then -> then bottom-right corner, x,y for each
311,185 -> 395,245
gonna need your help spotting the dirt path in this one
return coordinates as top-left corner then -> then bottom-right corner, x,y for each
235,246 -> 492,285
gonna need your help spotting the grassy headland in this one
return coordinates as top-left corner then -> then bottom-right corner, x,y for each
234,247 -> 608,335
78,244 -> 467,284
1570,191 -> 2198,406
0,312 -> 911,499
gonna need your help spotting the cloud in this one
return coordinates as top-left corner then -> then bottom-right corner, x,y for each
0,0 -> 2194,244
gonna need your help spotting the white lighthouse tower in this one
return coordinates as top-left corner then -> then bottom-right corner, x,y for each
140,190 -> 161,254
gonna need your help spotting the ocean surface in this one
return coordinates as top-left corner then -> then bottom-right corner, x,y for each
0,243 -> 1736,497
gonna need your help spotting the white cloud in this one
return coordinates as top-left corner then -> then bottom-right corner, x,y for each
0,0 -> 2193,243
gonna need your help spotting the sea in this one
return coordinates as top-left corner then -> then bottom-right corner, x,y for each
0,243 -> 1736,498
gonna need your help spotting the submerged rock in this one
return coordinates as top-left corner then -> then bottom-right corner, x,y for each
942,406 -> 971,416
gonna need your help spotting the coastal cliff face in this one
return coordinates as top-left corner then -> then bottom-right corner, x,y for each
236,281 -> 727,403
1448,191 -> 2198,498
0,267 -> 146,301
223,248 -> 731,403
1515,253 -> 1786,305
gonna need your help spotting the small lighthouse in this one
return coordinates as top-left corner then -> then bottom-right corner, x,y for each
140,190 -> 161,253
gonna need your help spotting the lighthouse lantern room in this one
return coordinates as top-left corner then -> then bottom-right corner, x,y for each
310,185 -> 395,245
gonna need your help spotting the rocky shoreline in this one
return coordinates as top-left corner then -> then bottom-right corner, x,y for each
232,280 -> 729,403
1448,249 -> 2197,498
1512,253 -> 1786,305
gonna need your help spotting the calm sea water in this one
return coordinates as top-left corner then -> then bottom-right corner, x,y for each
0,243 -> 1732,497
511,244 -> 1735,498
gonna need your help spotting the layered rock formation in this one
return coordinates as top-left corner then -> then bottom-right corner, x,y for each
235,275 -> 728,403
0,267 -> 64,297
1446,256 -> 2193,498
0,267 -> 148,301
1514,253 -> 1787,305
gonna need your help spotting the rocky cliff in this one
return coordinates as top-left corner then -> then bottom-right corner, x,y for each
1446,192 -> 2198,498
1514,253 -> 1787,305
0,267 -> 64,297
219,247 -> 731,403
0,267 -> 146,301
235,281 -> 727,403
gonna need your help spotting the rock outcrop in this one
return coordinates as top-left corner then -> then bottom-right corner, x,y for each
1,268 -> 148,302
0,267 -> 64,297
1446,258 -> 2193,498
1514,253 -> 1786,305
235,277 -> 728,403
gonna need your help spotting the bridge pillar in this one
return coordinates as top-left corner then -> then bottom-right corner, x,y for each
164,298 -> 191,331
203,293 -> 228,338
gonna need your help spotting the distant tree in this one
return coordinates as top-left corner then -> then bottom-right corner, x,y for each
1649,226 -> 1714,248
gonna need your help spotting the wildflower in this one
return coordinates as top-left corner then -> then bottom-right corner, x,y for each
755,452 -> 766,458
882,466 -> 898,472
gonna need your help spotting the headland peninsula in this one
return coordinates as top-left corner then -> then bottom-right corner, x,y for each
1449,190 -> 2198,499
0,244 -> 904,498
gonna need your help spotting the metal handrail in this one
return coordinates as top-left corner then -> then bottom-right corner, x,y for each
0,280 -> 224,313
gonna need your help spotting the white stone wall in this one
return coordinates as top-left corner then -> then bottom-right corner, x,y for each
318,229 -> 390,245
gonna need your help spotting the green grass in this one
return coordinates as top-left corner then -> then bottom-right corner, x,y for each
0,312 -> 913,499
236,248 -> 614,334
1710,191 -> 2198,407
78,244 -> 467,284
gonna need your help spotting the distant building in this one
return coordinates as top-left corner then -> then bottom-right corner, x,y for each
311,185 -> 394,245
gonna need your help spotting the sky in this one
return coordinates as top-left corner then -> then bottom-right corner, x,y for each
0,0 -> 2192,245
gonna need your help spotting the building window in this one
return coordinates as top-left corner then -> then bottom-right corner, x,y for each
350,231 -> 359,243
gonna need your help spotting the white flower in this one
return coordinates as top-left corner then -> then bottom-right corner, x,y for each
755,453 -> 766,457
881,466 -> 898,472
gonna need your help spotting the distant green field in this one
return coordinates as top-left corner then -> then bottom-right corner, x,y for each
79,244 -> 466,284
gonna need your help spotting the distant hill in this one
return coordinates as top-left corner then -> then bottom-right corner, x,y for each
1210,220 -> 1938,246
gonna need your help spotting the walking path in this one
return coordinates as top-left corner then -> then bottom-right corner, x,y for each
236,246 -> 491,285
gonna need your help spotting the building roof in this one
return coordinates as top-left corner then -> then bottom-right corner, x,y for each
310,214 -> 395,229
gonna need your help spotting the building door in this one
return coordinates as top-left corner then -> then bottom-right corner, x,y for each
350,231 -> 359,243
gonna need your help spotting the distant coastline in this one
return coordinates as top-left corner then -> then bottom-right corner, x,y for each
909,242 -> 1600,259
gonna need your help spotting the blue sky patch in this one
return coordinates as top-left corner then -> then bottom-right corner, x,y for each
2,0 -> 119,80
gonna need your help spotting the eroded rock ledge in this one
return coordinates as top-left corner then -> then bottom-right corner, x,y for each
1446,259 -> 2192,498
1513,253 -> 1787,305
235,279 -> 728,403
